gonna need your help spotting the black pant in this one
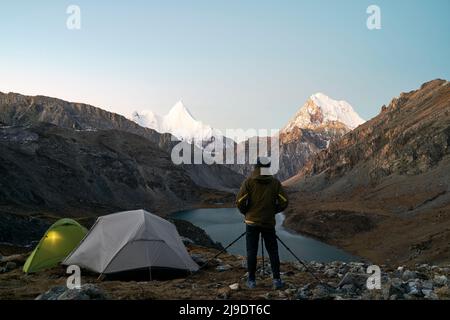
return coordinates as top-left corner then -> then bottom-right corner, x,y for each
246,224 -> 281,280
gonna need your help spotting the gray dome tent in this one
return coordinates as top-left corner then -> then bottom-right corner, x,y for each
63,210 -> 199,277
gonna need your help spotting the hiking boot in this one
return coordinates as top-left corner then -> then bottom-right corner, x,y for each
246,279 -> 257,289
273,278 -> 284,290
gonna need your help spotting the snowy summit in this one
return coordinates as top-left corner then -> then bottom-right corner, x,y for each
283,93 -> 365,132
132,100 -> 226,148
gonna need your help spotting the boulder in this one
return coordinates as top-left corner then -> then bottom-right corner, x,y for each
311,284 -> 335,300
338,272 -> 369,290
36,284 -> 109,300
383,278 -> 406,298
216,264 -> 232,272
190,254 -> 207,266
433,275 -> 448,287
324,268 -> 337,278
229,283 -> 239,290
406,280 -> 423,297
402,270 -> 417,281
296,284 -> 312,300
35,286 -> 67,300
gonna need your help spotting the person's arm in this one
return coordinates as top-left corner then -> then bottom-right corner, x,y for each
275,181 -> 289,213
236,180 -> 250,214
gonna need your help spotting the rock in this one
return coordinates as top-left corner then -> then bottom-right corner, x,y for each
190,254 -> 207,266
216,264 -> 232,272
284,288 -> 296,295
407,280 -> 423,297
324,269 -> 337,278
402,270 -> 417,281
1,254 -> 28,264
229,283 -> 239,290
262,292 -> 273,300
293,262 -> 306,272
433,275 -> 448,287
422,289 -> 438,300
434,286 -> 450,299
36,284 -> 109,300
338,272 -> 368,289
384,278 -> 406,298
5,261 -> 17,271
422,280 -> 434,290
340,284 -> 358,296
296,284 -> 312,300
35,286 -> 67,300
181,236 -> 195,245
217,287 -> 231,300
416,264 -> 429,272
403,294 -> 415,300
311,284 -> 335,300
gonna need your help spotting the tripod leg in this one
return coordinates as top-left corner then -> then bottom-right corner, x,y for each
275,235 -> 324,284
199,231 -> 247,270
260,236 -> 265,276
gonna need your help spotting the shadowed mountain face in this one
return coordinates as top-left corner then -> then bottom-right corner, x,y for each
0,123 -> 205,216
0,92 -> 244,192
284,79 -> 450,265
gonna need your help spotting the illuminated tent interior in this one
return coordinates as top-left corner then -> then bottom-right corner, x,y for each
23,218 -> 88,273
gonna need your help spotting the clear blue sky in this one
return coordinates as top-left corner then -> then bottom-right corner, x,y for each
1,0 -> 449,131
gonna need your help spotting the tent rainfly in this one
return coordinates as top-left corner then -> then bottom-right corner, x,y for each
63,210 -> 199,275
23,218 -> 88,273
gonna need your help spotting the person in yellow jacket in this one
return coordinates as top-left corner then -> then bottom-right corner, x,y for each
236,157 -> 289,289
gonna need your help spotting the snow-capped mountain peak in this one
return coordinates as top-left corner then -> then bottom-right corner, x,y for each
283,93 -> 365,133
131,100 -> 225,148
166,100 -> 194,120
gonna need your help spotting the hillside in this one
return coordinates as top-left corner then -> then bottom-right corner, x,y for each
0,92 -> 244,192
284,79 -> 450,265
0,123 -> 229,217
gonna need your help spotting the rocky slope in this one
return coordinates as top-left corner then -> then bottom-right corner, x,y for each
0,123 -> 227,217
0,92 -> 244,191
284,79 -> 450,265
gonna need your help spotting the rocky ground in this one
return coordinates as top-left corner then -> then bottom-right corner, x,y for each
1,245 -> 449,300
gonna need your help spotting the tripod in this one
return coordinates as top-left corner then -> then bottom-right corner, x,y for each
199,230 -> 327,286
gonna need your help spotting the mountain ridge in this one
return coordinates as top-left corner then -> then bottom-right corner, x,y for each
0,91 -> 244,192
284,79 -> 450,265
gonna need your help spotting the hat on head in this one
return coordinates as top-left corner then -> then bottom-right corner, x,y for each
256,156 -> 271,168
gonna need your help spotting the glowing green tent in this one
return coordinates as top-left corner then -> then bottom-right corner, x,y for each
23,218 -> 88,273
